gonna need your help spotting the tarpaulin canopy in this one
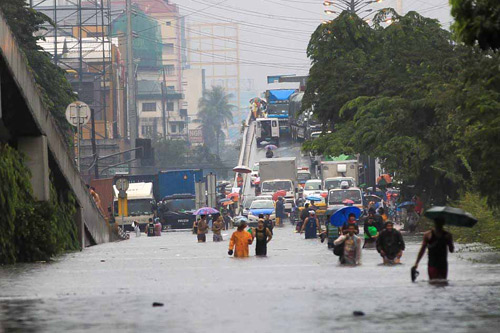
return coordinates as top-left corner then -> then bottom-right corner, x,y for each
267,89 -> 296,103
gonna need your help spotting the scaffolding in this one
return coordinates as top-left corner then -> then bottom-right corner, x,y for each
30,0 -> 113,139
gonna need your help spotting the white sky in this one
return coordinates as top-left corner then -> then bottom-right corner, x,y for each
179,0 -> 453,92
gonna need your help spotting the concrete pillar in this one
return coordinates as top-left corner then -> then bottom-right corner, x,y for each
18,135 -> 50,201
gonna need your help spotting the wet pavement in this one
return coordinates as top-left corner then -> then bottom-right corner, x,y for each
1,226 -> 499,332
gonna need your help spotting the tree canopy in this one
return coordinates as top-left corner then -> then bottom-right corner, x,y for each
303,11 -> 500,206
451,0 -> 500,50
197,86 -> 235,156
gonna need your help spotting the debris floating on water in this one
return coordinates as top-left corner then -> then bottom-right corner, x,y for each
152,302 -> 164,307
353,311 -> 365,316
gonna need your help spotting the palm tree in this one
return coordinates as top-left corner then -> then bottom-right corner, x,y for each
197,86 -> 235,156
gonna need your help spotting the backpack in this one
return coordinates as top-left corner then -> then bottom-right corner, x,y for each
333,240 -> 345,256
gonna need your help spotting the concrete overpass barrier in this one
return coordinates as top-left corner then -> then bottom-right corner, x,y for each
0,12 -> 110,246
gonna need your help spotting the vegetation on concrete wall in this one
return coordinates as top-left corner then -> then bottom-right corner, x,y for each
0,144 -> 79,265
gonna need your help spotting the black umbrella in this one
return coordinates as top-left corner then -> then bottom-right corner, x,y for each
424,206 -> 478,228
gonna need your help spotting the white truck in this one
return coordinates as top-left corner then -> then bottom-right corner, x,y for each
113,182 -> 155,230
259,157 -> 297,211
320,160 -> 359,189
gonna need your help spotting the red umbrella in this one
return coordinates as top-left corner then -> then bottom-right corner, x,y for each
376,174 -> 392,185
272,190 -> 287,201
320,191 -> 328,198
227,192 -> 239,200
233,165 -> 252,174
343,199 -> 354,206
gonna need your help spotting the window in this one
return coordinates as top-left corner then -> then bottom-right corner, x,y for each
142,102 -> 156,112
167,85 -> 175,92
171,124 -> 177,133
165,65 -> 175,76
179,109 -> 187,117
141,125 -> 153,137
166,21 -> 171,26
178,123 -> 185,132
167,102 -> 174,111
165,43 -> 174,54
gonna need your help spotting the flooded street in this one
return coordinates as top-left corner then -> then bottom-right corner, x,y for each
1,225 -> 499,332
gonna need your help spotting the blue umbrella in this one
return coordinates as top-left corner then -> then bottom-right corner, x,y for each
193,207 -> 219,215
398,201 -> 415,208
330,206 -> 362,227
306,195 -> 322,202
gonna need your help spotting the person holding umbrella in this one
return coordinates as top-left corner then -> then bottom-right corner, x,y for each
275,196 -> 285,227
197,215 -> 209,243
413,217 -> 454,281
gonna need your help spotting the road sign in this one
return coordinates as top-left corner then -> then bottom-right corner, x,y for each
115,177 -> 129,191
65,101 -> 91,127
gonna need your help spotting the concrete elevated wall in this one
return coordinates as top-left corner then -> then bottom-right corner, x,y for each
0,12 -> 110,245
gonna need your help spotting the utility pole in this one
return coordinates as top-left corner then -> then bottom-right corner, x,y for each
126,0 -> 137,152
90,108 -> 99,179
161,67 -> 167,138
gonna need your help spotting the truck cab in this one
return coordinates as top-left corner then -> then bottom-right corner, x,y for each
159,194 -> 197,230
256,118 -> 279,147
260,179 -> 296,211
113,182 -> 155,231
324,177 -> 356,191
327,187 -> 363,210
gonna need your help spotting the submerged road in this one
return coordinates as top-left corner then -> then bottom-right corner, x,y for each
1,225 -> 499,332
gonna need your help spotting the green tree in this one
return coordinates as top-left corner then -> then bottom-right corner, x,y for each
303,11 -> 472,204
197,86 -> 235,156
153,138 -> 189,168
0,0 -> 75,133
451,0 -> 500,50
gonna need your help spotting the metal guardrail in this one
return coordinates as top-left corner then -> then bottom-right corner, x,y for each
233,112 -> 254,193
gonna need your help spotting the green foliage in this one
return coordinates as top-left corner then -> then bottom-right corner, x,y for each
0,144 -> 79,265
451,0 -> 500,51
0,144 -> 33,264
153,138 -> 189,168
304,10 -> 500,206
0,0 -> 75,134
450,192 -> 500,249
197,86 -> 235,156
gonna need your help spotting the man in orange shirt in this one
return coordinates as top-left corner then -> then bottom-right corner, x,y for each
228,221 -> 253,257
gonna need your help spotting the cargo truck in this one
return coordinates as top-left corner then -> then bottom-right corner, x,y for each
113,182 -> 155,231
266,89 -> 296,135
157,169 -> 203,229
320,160 -> 359,189
259,157 -> 298,211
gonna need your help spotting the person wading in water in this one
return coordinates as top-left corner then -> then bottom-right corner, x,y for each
255,219 -> 273,256
413,217 -> 454,281
300,210 -> 321,239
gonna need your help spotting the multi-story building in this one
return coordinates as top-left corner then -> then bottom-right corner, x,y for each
182,68 -> 205,145
187,22 -> 241,142
111,0 -> 187,140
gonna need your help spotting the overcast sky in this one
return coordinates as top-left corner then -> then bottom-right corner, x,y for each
179,0 -> 453,92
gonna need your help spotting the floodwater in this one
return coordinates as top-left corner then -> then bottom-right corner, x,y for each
1,226 -> 499,332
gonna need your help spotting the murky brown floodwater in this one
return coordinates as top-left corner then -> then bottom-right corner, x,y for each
1,225 -> 499,333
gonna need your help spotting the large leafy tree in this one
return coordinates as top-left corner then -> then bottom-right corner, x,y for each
197,86 -> 235,156
303,11 -> 484,204
0,0 -> 75,133
451,0 -> 500,50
